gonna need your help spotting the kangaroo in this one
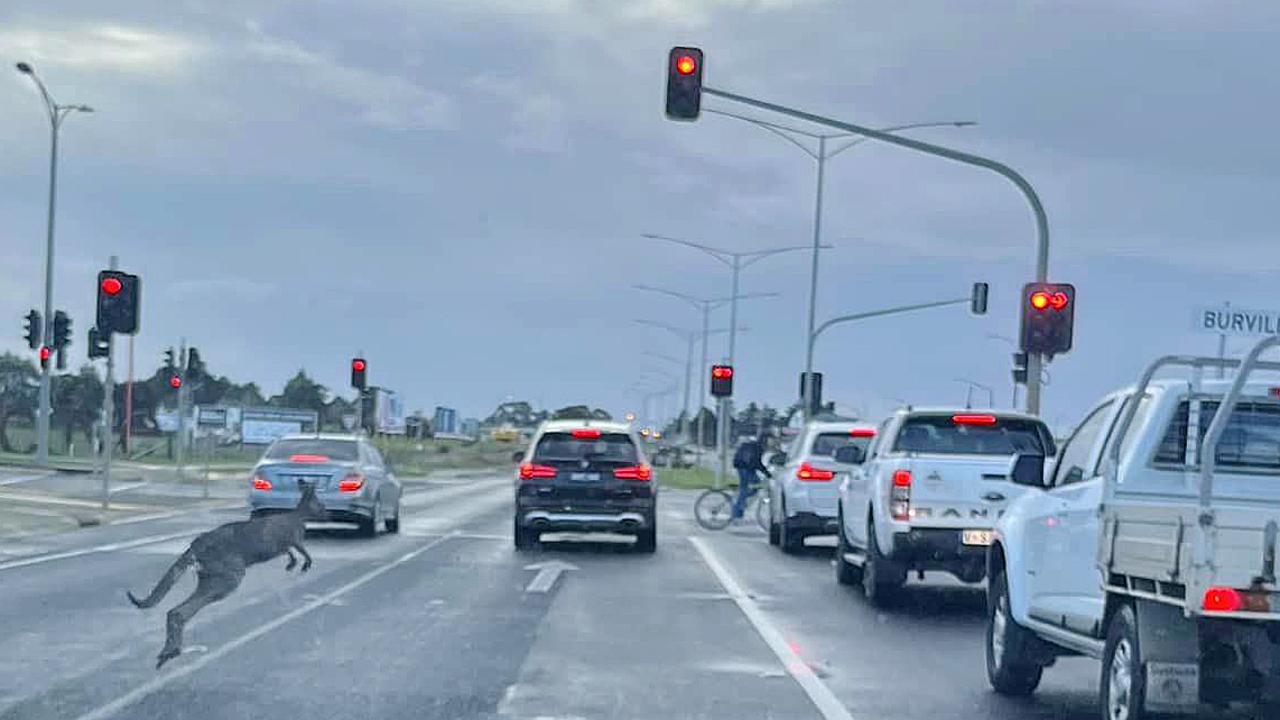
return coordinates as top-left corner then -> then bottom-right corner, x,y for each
127,483 -> 326,669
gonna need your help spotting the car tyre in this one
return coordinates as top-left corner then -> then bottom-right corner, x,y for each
779,497 -> 803,554
835,507 -> 862,586
986,569 -> 1044,695
513,515 -> 538,551
1101,605 -> 1148,720
385,499 -> 401,534
635,512 -> 657,554
359,498 -> 381,538
862,515 -> 903,606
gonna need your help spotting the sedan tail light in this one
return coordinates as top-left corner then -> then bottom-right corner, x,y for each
890,470 -> 912,520
613,464 -> 652,481
519,463 -> 558,480
252,474 -> 272,491
289,454 -> 330,463
338,473 -> 365,492
796,462 -> 835,481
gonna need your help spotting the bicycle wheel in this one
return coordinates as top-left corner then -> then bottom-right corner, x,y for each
694,489 -> 735,530
754,493 -> 771,532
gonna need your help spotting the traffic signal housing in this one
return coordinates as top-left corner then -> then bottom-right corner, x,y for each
52,311 -> 71,350
351,357 -> 367,391
1019,283 -> 1076,356
23,310 -> 41,350
96,270 -> 140,335
971,282 -> 989,315
710,364 -> 734,398
163,347 -> 176,371
800,371 -> 824,416
88,327 -> 110,359
665,47 -> 704,121
1011,351 -> 1028,384
38,345 -> 51,371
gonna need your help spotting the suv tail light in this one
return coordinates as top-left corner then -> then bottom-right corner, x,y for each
796,462 -> 835,481
338,473 -> 365,492
890,470 -> 912,520
519,463 -> 558,480
613,464 -> 652,481
252,474 -> 272,491
571,428 -> 601,439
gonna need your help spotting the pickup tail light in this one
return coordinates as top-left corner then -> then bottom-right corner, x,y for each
1203,586 -> 1270,613
613,464 -> 652,481
519,463 -> 558,480
890,470 -> 912,520
338,473 -> 365,492
850,428 -> 877,438
796,462 -> 836,481
252,475 -> 272,491
952,414 -> 997,426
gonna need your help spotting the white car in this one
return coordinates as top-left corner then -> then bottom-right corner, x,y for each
835,408 -> 1055,605
987,347 -> 1280,718
766,421 -> 878,553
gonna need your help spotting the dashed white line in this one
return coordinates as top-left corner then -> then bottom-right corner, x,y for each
689,535 -> 857,720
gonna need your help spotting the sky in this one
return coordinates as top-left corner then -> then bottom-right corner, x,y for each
1,0 -> 1278,432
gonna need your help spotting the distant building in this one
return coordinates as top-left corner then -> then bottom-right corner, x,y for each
433,406 -> 459,436
460,418 -> 480,438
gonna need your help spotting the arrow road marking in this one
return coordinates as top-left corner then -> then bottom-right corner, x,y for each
523,560 -> 577,593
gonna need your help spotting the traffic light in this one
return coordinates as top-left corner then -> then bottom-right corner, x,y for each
1019,283 -> 1076,356
38,345 -> 51,371
351,357 -> 367,391
52,311 -> 70,350
88,327 -> 110,359
163,347 -> 176,371
23,310 -> 41,350
710,364 -> 733,397
971,282 -> 989,315
1011,351 -> 1028,384
665,46 -> 704,121
800,371 -> 824,415
169,374 -> 182,389
96,270 -> 140,335
187,347 -> 201,379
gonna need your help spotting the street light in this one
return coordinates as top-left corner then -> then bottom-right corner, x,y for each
704,109 -> 975,421
17,61 -> 94,466
954,378 -> 995,409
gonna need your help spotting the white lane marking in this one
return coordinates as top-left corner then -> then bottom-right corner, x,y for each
689,535 -> 857,720
523,560 -> 577,593
0,472 -> 53,486
107,481 -> 149,495
71,532 -> 458,720
0,489 -> 151,511
404,531 -> 508,541
0,530 -> 200,572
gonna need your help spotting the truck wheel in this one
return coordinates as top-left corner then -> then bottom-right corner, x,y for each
513,516 -> 537,551
1101,605 -> 1147,720
862,516 -> 903,607
986,569 -> 1043,695
779,497 -> 803,554
835,508 -> 862,586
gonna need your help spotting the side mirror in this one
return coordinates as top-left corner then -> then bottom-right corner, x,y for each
511,450 -> 524,463
1010,453 -> 1046,488
834,445 -> 865,465
769,452 -> 788,467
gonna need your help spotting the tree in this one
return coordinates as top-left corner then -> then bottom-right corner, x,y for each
551,405 -> 613,421
277,370 -> 329,419
51,366 -> 104,449
0,353 -> 38,452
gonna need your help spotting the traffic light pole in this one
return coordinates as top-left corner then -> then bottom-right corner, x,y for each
176,338 -> 187,479
702,86 -> 1050,415
100,255 -> 118,511
809,296 -> 975,359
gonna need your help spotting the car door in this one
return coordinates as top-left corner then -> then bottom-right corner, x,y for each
1027,398 -> 1116,627
846,417 -> 893,546
363,443 -> 396,509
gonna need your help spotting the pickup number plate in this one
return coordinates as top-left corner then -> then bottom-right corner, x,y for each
962,529 -> 994,546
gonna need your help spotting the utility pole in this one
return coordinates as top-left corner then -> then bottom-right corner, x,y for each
176,337 -> 187,479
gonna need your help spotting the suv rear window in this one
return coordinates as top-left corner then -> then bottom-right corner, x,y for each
893,416 -> 1049,455
1155,399 -> 1280,471
811,432 -> 873,457
264,439 -> 359,461
533,432 -> 639,464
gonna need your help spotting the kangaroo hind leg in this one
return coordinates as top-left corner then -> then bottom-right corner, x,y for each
156,564 -> 244,669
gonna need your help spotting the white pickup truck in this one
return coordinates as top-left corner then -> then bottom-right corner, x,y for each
835,407 -> 1056,606
987,340 -> 1280,718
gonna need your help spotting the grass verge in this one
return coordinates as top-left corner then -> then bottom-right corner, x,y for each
659,466 -> 731,490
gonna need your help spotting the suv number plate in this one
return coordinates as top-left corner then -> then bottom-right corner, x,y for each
569,472 -> 601,482
962,529 -> 993,546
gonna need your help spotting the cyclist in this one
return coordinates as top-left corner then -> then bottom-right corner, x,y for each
730,431 -> 772,523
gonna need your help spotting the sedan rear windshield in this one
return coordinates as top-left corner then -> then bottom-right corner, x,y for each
893,416 -> 1049,455
264,439 -> 359,462
533,432 -> 638,464
811,433 -> 873,457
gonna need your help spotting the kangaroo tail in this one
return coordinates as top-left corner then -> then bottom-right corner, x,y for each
127,549 -> 195,609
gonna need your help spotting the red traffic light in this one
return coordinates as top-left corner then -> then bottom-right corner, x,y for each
675,55 -> 697,75
101,277 -> 123,296
169,375 -> 182,389
352,359 -> 366,372
711,366 -> 733,379
39,346 -> 51,361
1029,290 -> 1069,312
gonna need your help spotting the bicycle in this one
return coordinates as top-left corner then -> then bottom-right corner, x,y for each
694,479 -> 771,531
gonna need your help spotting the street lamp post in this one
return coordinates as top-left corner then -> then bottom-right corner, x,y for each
703,110 -> 975,422
955,378 -> 995,408
633,284 -> 775,487
16,62 -> 93,466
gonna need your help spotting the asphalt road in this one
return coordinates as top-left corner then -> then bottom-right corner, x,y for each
0,470 -> 1253,720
